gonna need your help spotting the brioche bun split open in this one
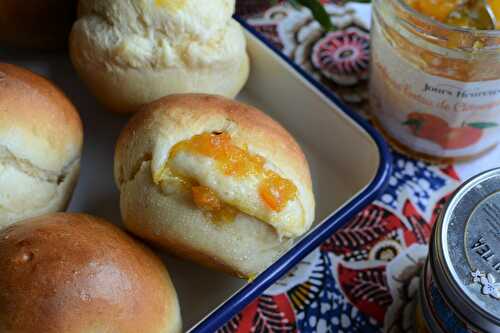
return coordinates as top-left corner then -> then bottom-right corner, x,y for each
115,94 -> 315,278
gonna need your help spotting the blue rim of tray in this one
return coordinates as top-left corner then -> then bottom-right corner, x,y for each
191,17 -> 393,333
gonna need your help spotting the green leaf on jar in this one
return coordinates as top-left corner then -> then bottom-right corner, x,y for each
468,122 -> 499,129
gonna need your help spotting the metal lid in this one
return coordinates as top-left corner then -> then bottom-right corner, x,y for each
431,168 -> 500,333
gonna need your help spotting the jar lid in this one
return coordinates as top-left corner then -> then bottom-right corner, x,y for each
432,168 -> 500,333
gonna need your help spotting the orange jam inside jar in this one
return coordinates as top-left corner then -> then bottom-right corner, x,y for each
407,0 -> 500,29
370,0 -> 500,163
170,132 -> 297,219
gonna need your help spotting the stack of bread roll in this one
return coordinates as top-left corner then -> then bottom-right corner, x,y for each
0,0 -> 316,332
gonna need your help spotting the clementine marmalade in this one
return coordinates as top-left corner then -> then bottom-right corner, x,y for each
170,132 -> 297,222
191,186 -> 237,224
407,0 -> 500,29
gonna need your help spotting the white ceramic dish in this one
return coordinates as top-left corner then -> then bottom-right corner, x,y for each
0,22 -> 391,332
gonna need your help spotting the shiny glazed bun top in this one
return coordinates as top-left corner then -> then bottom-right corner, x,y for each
0,63 -> 82,172
0,213 -> 181,333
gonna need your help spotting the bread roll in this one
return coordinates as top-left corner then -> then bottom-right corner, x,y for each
0,63 -> 83,229
0,213 -> 181,333
115,94 -> 315,278
0,0 -> 77,49
70,0 -> 250,113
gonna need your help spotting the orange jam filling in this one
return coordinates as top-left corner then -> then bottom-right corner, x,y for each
171,132 -> 266,177
259,173 -> 298,212
170,132 -> 298,212
191,186 -> 237,224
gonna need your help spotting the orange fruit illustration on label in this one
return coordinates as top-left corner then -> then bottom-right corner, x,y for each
439,127 -> 483,150
403,112 -> 497,150
403,113 -> 448,143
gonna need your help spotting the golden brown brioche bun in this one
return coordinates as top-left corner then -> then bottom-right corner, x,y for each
0,63 -> 83,229
69,0 -> 249,113
115,94 -> 315,278
0,213 -> 182,333
0,0 -> 77,49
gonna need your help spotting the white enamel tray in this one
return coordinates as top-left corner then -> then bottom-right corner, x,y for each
0,21 -> 391,332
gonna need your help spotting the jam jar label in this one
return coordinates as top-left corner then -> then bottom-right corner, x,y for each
370,23 -> 500,158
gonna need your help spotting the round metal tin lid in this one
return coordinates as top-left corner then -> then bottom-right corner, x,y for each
433,168 -> 500,332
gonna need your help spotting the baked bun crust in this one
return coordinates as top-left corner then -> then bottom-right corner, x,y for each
0,63 -> 83,228
115,94 -> 315,277
0,0 -> 77,49
0,213 -> 182,333
70,0 -> 249,113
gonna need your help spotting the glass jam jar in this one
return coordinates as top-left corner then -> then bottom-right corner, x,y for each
370,0 -> 500,163
417,168 -> 500,332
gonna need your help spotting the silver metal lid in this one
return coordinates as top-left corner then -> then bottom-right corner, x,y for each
432,168 -> 500,333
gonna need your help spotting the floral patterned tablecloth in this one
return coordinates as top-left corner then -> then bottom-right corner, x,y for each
220,1 -> 500,332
